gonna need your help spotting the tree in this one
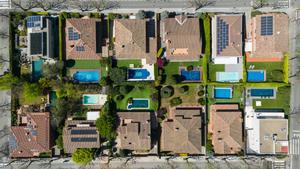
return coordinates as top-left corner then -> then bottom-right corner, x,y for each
42,61 -> 63,79
12,0 -> 39,11
160,86 -> 174,98
119,85 -> 132,95
135,10 -> 146,19
72,148 -> 94,165
35,0 -> 67,11
0,74 -> 21,90
160,11 -> 169,20
188,0 -> 214,10
170,97 -> 182,106
109,68 -> 127,84
23,82 -> 42,102
55,135 -> 63,150
253,0 -> 268,9
92,0 -> 119,12
70,0 -> 94,12
179,85 -> 189,93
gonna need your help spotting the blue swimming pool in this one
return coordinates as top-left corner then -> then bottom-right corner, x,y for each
127,99 -> 149,110
247,70 -> 265,82
214,87 -> 232,99
250,88 -> 274,97
181,70 -> 201,81
32,59 -> 43,81
73,71 -> 100,83
128,69 -> 150,80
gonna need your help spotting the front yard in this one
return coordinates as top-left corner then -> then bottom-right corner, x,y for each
246,62 -> 284,82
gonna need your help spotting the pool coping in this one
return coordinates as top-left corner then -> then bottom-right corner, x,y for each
127,98 -> 150,110
82,94 -> 107,106
71,69 -> 101,83
213,87 -> 233,99
127,67 -> 155,81
246,87 -> 277,99
247,69 -> 266,82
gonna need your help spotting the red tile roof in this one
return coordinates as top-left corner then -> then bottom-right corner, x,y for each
10,112 -> 51,158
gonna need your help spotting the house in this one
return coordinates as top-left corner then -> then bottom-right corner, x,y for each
161,14 -> 202,61
10,112 -> 51,158
212,14 -> 243,64
245,13 -> 289,62
117,112 -> 151,152
160,107 -> 205,154
63,120 -> 100,154
246,109 -> 288,154
113,19 -> 157,64
66,18 -> 107,60
209,104 -> 243,154
27,15 -> 57,58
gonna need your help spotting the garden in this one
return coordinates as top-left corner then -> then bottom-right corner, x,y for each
207,63 -> 225,82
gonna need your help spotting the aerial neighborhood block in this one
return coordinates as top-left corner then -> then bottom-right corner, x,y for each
160,107 -> 205,155
209,104 -> 244,155
246,13 -> 289,62
10,112 -> 51,158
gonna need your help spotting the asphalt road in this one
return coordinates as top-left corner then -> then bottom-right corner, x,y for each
0,12 -> 9,75
0,90 -> 11,163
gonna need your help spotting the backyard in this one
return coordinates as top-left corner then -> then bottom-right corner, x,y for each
66,60 -> 107,77
208,63 -> 225,82
252,86 -> 290,114
207,84 -> 244,106
116,59 -> 142,68
246,62 -> 284,82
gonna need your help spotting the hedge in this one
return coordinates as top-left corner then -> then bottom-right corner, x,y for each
283,53 -> 289,83
202,13 -> 211,84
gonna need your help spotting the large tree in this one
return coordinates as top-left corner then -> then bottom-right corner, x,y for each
12,0 -> 38,11
71,148 -> 94,165
109,67 -> 127,84
188,0 -> 214,10
35,0 -> 67,11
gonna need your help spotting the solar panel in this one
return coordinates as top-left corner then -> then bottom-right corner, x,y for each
261,16 -> 273,36
217,17 -> 229,54
68,27 -> 80,40
71,129 -> 97,135
27,16 -> 41,28
71,137 -> 98,142
75,45 -> 85,51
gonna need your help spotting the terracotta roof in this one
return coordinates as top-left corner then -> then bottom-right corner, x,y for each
213,15 -> 243,57
114,19 -> 157,64
63,120 -> 100,154
259,119 -> 288,154
66,18 -> 103,60
162,15 -> 202,61
160,107 -> 203,154
117,112 -> 151,151
248,13 -> 288,60
10,112 -> 51,158
209,104 -> 243,155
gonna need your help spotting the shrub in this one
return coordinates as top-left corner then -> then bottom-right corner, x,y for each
161,86 -> 174,98
71,12 -> 81,18
198,98 -> 206,105
172,74 -> 183,84
187,65 -> 194,71
198,90 -> 205,96
179,85 -> 189,94
157,48 -> 164,58
128,97 -> 133,104
160,11 -> 169,19
110,68 -> 127,84
72,148 -> 94,165
119,85 -> 132,95
151,92 -> 159,102
157,107 -> 167,118
116,95 -> 124,101
170,97 -> 182,107
135,10 -> 146,19
23,82 -> 42,102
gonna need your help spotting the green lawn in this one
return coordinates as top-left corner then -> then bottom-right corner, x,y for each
163,61 -> 202,84
161,84 -> 204,110
116,59 -> 142,68
252,86 -> 290,114
113,85 -> 158,111
208,63 -> 225,82
66,60 -> 107,77
246,62 -> 284,82
207,84 -> 244,106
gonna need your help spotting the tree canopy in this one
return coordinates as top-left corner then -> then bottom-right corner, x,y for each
22,82 -> 42,102
71,148 -> 94,165
0,74 -> 21,90
96,101 -> 117,140
109,67 -> 127,84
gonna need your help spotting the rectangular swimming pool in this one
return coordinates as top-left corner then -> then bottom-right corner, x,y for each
128,69 -> 150,80
127,98 -> 149,110
73,71 -> 100,83
216,72 -> 239,82
181,70 -> 201,81
250,88 -> 274,97
247,70 -> 265,82
32,59 -> 43,81
214,87 -> 232,99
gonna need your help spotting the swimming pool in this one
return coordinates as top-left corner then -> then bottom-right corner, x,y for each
216,72 -> 239,82
127,98 -> 149,110
247,70 -> 265,82
181,70 -> 201,81
250,88 -> 274,97
32,59 -> 43,81
73,71 -> 100,83
83,94 -> 100,105
214,87 -> 232,99
128,69 -> 150,80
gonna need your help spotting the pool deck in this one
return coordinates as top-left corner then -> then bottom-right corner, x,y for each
246,87 -> 277,99
127,63 -> 155,81
213,87 -> 233,99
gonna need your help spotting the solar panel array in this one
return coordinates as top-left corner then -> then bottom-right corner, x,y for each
71,137 -> 98,142
27,16 -> 41,28
261,16 -> 273,36
217,17 -> 229,54
68,27 -> 80,40
71,129 -> 97,135
75,45 -> 85,51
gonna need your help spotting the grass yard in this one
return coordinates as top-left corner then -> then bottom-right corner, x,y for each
116,59 -> 142,68
113,85 -> 159,111
66,60 -> 107,77
246,62 -> 284,82
163,61 -> 202,84
207,84 -> 244,106
252,86 -> 290,114
160,84 -> 204,110
208,63 -> 225,82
